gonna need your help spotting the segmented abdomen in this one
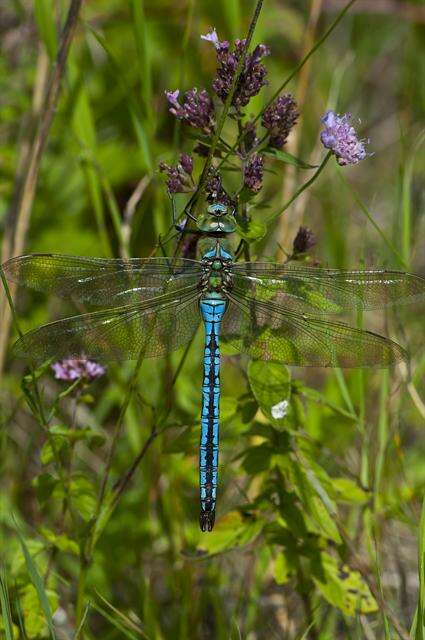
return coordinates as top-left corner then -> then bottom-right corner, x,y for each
199,298 -> 227,532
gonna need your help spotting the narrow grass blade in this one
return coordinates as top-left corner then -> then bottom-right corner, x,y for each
95,590 -> 150,639
91,602 -> 142,640
412,497 -> 425,639
34,0 -> 58,60
401,130 -> 425,269
0,569 -> 14,640
15,527 -> 57,640
74,602 -> 90,640
129,0 -> 153,124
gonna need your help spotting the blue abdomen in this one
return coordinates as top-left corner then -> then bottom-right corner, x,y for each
199,298 -> 227,532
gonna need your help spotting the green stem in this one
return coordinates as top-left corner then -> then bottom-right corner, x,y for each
218,0 -> 358,169
185,0 -> 265,215
75,558 -> 88,639
266,151 -> 331,224
257,0 -> 357,121
93,346 -> 146,522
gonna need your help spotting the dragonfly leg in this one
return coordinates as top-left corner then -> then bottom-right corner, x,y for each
199,298 -> 226,532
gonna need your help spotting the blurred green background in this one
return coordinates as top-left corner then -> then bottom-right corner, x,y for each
0,0 -> 424,638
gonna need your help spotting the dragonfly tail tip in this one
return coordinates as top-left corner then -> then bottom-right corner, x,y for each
199,509 -> 215,532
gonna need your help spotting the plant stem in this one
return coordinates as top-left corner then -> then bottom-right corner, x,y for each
184,0 -> 265,216
75,558 -> 88,639
266,151 -> 331,224
217,0 -> 357,171
0,0 -> 84,377
94,348 -> 147,519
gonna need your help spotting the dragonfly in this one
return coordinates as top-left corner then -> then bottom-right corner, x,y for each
2,203 -> 425,531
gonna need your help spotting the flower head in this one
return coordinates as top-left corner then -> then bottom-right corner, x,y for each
52,358 -> 105,382
205,169 -> 234,207
262,94 -> 299,149
209,35 -> 270,110
159,154 -> 194,194
165,88 -> 215,133
320,110 -> 369,166
243,153 -> 264,193
292,226 -> 316,255
200,28 -> 223,49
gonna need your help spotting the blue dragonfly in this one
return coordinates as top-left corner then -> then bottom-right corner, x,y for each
3,203 -> 425,531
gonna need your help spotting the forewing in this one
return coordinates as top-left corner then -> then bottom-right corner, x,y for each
13,287 -> 201,363
231,263 -> 425,314
222,293 -> 406,368
3,253 -> 202,305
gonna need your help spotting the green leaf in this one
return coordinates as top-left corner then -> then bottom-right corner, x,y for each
311,552 -> 377,615
33,474 -> 59,504
273,552 -> 292,585
248,360 -> 291,428
235,219 -> 267,243
288,459 -> 341,543
69,474 -> 97,522
15,529 -> 57,639
263,148 -> 317,169
241,444 -> 274,475
331,478 -> 370,505
20,584 -> 58,639
39,529 -> 79,556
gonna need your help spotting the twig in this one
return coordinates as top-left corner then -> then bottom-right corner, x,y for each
0,0 -> 84,376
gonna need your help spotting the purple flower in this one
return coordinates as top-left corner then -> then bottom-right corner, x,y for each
205,169 -> 234,207
159,154 -> 194,195
243,153 -> 264,193
200,28 -> 221,48
165,88 -> 215,133
211,36 -> 270,110
52,358 -> 105,382
179,153 -> 193,174
320,110 -> 369,166
262,94 -> 299,149
292,227 -> 316,255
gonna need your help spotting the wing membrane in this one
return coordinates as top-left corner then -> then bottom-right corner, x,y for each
13,286 -> 201,363
222,292 -> 406,368
231,264 -> 425,314
3,253 -> 202,306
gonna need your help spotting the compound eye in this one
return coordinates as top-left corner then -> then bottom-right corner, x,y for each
207,203 -> 227,217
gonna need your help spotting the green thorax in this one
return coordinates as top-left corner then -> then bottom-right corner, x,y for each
199,239 -> 234,300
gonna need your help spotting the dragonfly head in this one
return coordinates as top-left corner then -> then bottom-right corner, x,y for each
196,203 -> 237,234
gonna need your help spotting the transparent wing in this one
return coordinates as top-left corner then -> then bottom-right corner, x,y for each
222,292 -> 406,368
231,263 -> 425,314
13,286 -> 201,363
3,253 -> 202,306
